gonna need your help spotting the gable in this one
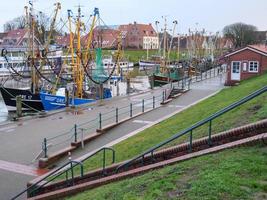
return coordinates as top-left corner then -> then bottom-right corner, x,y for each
225,46 -> 267,57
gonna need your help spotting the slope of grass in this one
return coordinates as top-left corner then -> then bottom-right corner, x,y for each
74,73 -> 267,172
68,144 -> 267,200
51,73 -> 266,184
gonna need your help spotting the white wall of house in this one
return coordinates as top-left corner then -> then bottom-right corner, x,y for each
143,36 -> 159,50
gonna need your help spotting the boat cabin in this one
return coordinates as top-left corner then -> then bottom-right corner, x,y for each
224,44 -> 267,85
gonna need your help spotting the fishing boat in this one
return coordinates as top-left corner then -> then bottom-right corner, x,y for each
0,87 -> 44,111
0,2 -> 61,112
152,18 -> 181,86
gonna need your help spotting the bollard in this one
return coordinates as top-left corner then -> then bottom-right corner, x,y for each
74,124 -> 77,143
16,96 -> 22,118
116,108 -> 118,123
153,96 -> 155,109
162,91 -> 165,102
99,113 -> 102,130
43,138 -> 47,158
65,88 -> 69,107
130,103 -> 133,117
142,99 -> 145,112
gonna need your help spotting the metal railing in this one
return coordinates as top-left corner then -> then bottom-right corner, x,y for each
42,94 -> 164,158
12,160 -> 84,199
40,65 -> 225,158
116,85 -> 267,172
12,147 -> 115,200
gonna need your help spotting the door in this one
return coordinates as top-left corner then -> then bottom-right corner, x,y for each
231,61 -> 241,81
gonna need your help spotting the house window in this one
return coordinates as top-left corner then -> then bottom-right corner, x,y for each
249,61 -> 259,72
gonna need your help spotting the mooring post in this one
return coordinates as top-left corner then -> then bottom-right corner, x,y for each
153,96 -> 155,109
126,78 -> 130,94
142,99 -> 145,112
65,88 -> 69,107
16,96 -> 22,118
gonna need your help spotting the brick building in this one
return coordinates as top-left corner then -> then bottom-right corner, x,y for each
119,22 -> 157,49
224,44 -> 267,85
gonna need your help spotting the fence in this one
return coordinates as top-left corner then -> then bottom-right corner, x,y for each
41,65 -> 226,158
42,93 -> 165,158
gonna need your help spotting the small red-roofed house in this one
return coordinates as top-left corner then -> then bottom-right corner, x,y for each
224,44 -> 267,85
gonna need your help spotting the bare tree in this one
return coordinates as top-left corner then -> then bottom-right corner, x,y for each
3,16 -> 26,31
223,22 -> 257,48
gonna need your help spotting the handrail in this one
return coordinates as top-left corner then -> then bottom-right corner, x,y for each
80,147 -> 115,174
12,160 -> 83,200
12,147 -> 115,199
116,86 -> 267,172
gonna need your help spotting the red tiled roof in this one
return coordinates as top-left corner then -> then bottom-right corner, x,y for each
249,44 -> 267,54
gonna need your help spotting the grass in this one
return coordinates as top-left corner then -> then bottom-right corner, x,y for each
102,49 -> 186,63
68,144 -> 267,200
52,73 -> 267,182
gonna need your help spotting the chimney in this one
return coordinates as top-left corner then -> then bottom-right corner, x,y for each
134,21 -> 137,25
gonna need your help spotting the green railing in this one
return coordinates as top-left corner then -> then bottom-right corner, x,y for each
116,85 -> 267,172
12,147 -> 115,199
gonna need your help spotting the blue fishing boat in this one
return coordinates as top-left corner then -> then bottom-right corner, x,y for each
39,92 -> 95,111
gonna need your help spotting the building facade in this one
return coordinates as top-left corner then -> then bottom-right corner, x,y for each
224,44 -> 267,85
119,22 -> 157,49
143,36 -> 159,50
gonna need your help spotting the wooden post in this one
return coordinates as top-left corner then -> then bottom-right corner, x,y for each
100,84 -> 104,100
65,88 -> 69,107
126,78 -> 130,95
16,96 -> 22,117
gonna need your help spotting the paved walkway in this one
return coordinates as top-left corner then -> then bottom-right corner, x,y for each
0,73 -> 225,199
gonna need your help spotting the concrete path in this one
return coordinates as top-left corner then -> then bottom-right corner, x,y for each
0,73 -> 225,199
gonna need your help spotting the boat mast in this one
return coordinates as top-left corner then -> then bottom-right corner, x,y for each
167,20 -> 178,61
162,16 -> 167,66
75,5 -> 83,98
29,1 -> 38,94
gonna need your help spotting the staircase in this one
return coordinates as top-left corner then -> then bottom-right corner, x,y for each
12,86 -> 267,200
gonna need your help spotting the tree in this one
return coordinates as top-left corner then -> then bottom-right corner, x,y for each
3,16 -> 26,31
223,22 -> 258,48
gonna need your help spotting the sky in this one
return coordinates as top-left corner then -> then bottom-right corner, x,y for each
1,0 -> 266,35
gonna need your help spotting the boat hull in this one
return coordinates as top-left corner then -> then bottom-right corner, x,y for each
0,87 -> 44,111
39,93 -> 96,111
153,75 -> 179,87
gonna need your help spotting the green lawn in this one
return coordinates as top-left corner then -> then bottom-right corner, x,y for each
103,49 -> 186,63
68,144 -> 267,200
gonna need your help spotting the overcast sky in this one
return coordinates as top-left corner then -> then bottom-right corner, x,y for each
1,0 -> 266,34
